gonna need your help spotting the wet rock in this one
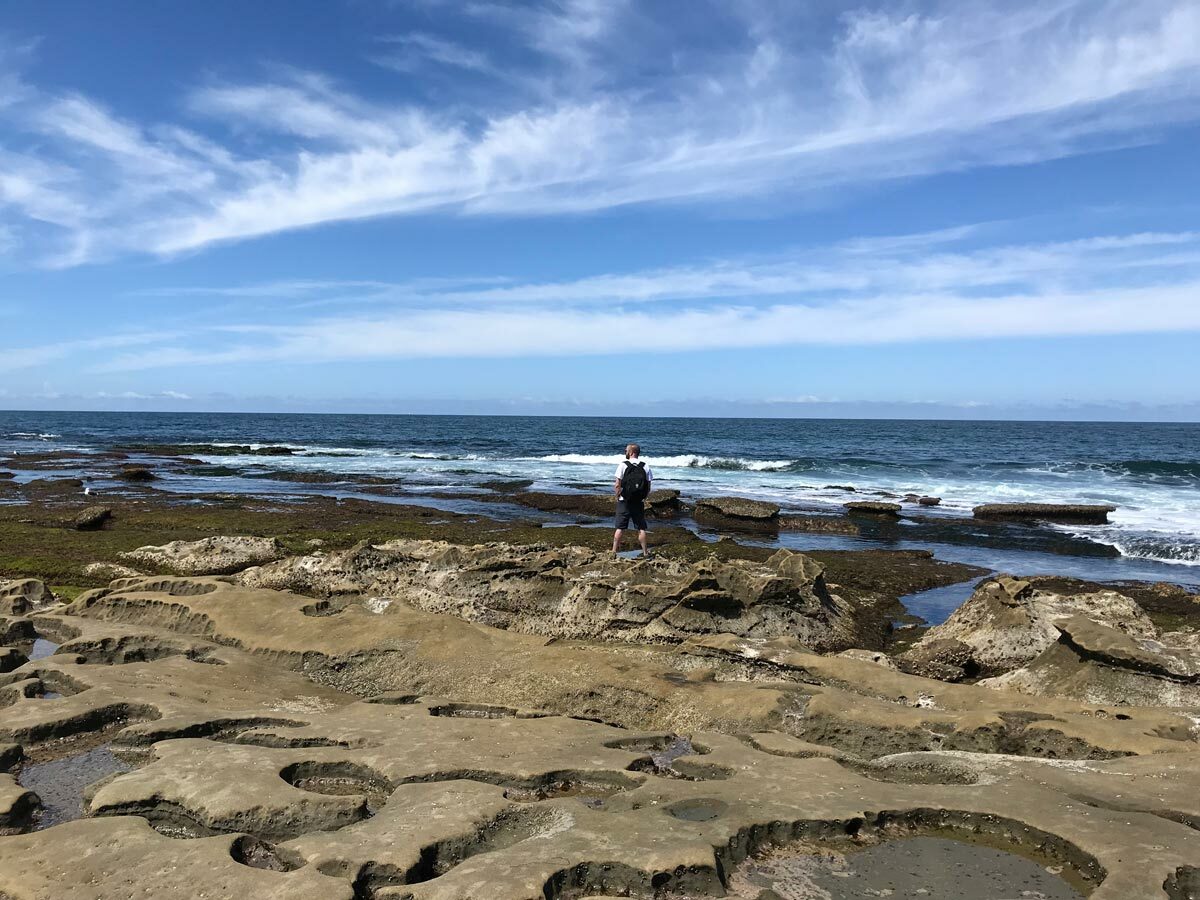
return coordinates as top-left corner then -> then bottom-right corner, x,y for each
120,536 -> 286,576
908,575 -> 1156,677
480,478 -> 535,492
844,501 -> 902,517
118,466 -> 156,482
0,774 -> 38,833
645,488 -> 683,517
918,496 -> 942,506
0,648 -> 29,673
119,443 -> 296,457
0,745 -> 21,772
0,471 -> 15,479
21,477 -> 84,499
694,496 -> 780,532
72,505 -> 113,531
972,503 -> 1117,524
510,492 -> 614,517
778,515 -> 860,536
0,579 -> 51,615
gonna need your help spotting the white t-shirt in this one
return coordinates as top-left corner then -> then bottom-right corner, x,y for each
615,458 -> 653,500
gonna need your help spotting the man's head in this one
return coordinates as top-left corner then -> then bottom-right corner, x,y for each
625,443 -> 640,459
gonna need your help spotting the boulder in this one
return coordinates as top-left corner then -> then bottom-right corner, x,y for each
72,505 -> 113,530
120,536 -> 286,576
645,488 -> 683,517
835,649 -> 898,669
118,465 -> 156,482
694,496 -> 780,532
972,503 -> 1116,524
918,496 -> 941,507
83,562 -> 143,581
908,575 -> 1156,678
0,579 -> 51,615
844,501 -> 901,517
895,638 -> 977,682
0,471 -> 14,479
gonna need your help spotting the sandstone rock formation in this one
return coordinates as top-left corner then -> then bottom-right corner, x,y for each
0,576 -> 1197,898
0,580 -> 51,616
693,496 -> 780,531
984,615 -> 1200,707
120,536 -> 286,575
972,503 -> 1117,524
234,539 -> 866,650
906,575 -> 1156,677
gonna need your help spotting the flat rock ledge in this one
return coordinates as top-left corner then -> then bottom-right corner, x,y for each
972,503 -> 1117,525
845,501 -> 902,517
694,496 -> 780,531
234,538 -> 865,650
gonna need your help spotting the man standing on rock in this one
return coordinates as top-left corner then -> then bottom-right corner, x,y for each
613,443 -> 653,557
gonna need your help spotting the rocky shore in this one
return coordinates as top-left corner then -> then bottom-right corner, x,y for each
0,453 -> 1198,898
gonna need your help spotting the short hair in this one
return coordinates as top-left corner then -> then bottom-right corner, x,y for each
625,443 -> 640,457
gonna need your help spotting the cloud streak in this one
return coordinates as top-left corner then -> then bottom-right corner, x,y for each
37,226 -> 1193,371
0,0 -> 1197,264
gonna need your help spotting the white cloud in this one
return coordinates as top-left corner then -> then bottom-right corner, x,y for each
135,228 -> 1200,310
0,332 -> 181,373
0,0 -> 1197,263
76,226 -> 1200,370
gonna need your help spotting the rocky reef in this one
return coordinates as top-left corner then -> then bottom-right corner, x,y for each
0,503 -> 1197,898
235,538 -> 877,650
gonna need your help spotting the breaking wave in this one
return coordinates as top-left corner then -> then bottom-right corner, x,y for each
534,453 -> 795,471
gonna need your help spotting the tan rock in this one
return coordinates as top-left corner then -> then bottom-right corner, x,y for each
120,535 -> 285,575
908,575 -> 1156,676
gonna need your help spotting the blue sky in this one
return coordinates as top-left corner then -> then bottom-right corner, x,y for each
2,0 -> 1199,419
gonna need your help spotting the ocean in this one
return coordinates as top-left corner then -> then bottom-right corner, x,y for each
3,411 -> 1198,598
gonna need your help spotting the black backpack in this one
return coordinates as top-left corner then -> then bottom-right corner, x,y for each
621,460 -> 650,501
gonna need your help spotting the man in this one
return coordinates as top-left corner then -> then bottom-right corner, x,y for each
613,443 -> 653,557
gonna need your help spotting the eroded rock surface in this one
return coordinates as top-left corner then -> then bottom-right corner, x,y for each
905,575 -> 1157,677
120,536 -> 286,575
984,616 -> 1200,707
233,539 -> 873,650
0,579 -> 1196,898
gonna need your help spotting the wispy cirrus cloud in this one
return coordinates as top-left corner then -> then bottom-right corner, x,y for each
32,226 -> 1192,371
0,0 -> 1197,265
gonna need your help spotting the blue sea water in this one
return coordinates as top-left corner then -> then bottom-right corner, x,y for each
3,412 -> 1199,594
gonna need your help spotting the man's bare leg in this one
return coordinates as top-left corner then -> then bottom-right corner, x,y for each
638,529 -> 649,556
612,528 -> 623,553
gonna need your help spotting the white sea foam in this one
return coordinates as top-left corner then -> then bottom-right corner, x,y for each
533,453 -> 794,471
6,432 -> 60,440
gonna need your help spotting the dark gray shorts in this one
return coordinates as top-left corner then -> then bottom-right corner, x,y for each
615,499 -> 648,531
